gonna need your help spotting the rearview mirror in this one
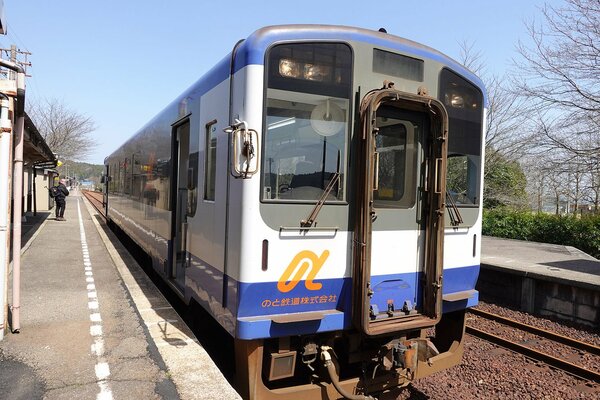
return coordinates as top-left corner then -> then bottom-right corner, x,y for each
225,120 -> 259,178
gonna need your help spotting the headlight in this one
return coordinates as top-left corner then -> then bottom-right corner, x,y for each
445,91 -> 479,110
279,59 -> 302,79
304,64 -> 331,81
450,94 -> 464,108
279,59 -> 332,81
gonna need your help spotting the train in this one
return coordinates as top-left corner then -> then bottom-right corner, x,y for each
103,25 -> 486,400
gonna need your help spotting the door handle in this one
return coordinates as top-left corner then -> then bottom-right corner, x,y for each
434,158 -> 443,194
370,210 -> 378,222
373,151 -> 379,191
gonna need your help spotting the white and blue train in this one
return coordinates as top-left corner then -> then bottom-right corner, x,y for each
104,25 -> 486,400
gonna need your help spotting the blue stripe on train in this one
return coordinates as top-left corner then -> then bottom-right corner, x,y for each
442,264 -> 480,312
235,265 -> 480,339
237,277 -> 352,317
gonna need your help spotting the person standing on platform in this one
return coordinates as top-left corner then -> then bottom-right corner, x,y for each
53,178 -> 70,221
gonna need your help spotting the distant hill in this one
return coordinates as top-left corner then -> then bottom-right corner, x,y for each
57,160 -> 104,184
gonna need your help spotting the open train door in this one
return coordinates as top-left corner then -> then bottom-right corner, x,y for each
353,87 -> 448,336
169,120 -> 191,292
102,164 -> 109,216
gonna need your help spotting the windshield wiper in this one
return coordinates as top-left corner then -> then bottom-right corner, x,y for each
301,172 -> 340,228
446,190 -> 463,226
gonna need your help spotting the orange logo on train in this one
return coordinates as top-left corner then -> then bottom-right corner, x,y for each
277,250 -> 330,293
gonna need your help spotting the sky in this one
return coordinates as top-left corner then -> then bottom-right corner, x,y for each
1,0 -> 562,165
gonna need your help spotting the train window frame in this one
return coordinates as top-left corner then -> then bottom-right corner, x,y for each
438,68 -> 484,208
266,42 -> 353,99
172,120 -> 196,217
261,41 -> 353,205
372,48 -> 424,82
372,108 -> 422,209
204,120 -> 218,202
131,152 -> 143,201
123,157 -> 131,195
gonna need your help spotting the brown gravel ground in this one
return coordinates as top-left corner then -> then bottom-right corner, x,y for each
474,302 -> 600,347
383,302 -> 600,399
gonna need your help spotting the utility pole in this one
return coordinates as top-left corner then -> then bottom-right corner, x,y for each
0,41 -> 29,337
0,46 -> 31,78
0,0 -> 6,342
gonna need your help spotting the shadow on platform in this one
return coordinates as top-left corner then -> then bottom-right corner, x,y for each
541,259 -> 600,276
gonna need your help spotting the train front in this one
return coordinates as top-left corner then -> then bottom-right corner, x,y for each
230,26 -> 486,399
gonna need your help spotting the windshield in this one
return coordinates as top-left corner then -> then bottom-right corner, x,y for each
262,42 -> 352,203
262,91 -> 349,202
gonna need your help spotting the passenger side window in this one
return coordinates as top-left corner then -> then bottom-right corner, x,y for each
204,120 -> 217,201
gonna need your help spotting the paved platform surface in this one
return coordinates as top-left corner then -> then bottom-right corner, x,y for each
4,196 -> 598,399
0,191 -> 240,400
481,236 -> 600,290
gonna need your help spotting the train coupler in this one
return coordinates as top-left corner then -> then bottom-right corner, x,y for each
301,341 -> 319,372
379,338 -> 440,377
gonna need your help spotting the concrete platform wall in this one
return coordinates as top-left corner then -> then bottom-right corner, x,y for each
534,280 -> 599,328
478,265 -> 599,329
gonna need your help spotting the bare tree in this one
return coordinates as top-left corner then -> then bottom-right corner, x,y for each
522,159 -> 549,212
457,40 -> 486,77
29,98 -> 97,161
457,40 -> 535,208
583,158 -> 600,212
564,157 -> 587,214
545,168 -> 570,215
458,40 -> 535,162
513,0 -> 600,154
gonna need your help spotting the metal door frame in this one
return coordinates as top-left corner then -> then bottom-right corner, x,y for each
169,119 -> 190,291
103,164 -> 109,216
353,89 -> 448,336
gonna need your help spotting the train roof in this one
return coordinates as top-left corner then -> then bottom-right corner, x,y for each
106,24 -> 486,161
237,24 -> 486,93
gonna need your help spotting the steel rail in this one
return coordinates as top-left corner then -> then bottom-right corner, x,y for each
466,326 -> 600,382
81,190 -> 105,218
468,308 -> 600,356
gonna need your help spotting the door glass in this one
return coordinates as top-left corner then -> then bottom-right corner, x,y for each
373,107 -> 418,208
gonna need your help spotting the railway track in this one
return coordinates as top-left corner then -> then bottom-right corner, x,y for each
81,190 -> 105,218
466,308 -> 600,383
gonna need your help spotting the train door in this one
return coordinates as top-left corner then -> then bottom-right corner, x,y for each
354,89 -> 447,336
102,164 -> 109,215
169,120 -> 190,291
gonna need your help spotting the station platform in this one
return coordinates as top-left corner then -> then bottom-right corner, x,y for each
0,191 -> 240,400
479,236 -> 600,329
3,194 -> 598,398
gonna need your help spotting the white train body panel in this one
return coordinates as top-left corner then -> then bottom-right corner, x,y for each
105,25 -> 487,343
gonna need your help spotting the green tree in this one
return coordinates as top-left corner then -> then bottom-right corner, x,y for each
483,149 -> 528,209
57,160 -> 104,183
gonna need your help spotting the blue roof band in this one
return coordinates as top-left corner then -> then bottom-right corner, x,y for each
234,25 -> 488,106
